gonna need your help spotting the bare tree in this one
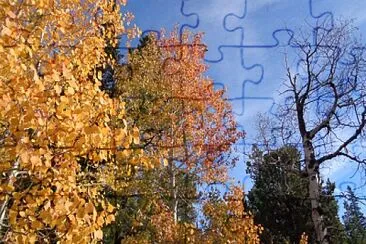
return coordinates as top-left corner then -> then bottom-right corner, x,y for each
279,19 -> 366,243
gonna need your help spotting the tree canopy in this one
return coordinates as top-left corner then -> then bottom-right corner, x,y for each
1,1 -> 364,243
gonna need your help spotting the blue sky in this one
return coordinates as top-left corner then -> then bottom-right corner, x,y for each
121,0 -> 366,215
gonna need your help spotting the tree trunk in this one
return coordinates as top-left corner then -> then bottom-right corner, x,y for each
0,158 -> 19,239
171,170 -> 178,224
168,151 -> 178,224
304,139 -> 327,243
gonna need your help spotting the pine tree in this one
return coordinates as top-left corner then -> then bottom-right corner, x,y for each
247,145 -> 345,243
342,186 -> 366,244
320,179 -> 347,243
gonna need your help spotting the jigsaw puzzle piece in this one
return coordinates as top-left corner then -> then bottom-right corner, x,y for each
120,0 -> 196,48
225,0 -> 331,48
233,41 -> 314,145
311,0 -> 366,33
205,46 -> 275,121
182,0 -> 246,62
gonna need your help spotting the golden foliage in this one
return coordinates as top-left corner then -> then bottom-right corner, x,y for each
109,31 -> 255,243
201,186 -> 262,243
115,30 -> 242,183
299,232 -> 309,244
118,186 -> 262,243
0,0 -> 142,242
0,0 -> 262,242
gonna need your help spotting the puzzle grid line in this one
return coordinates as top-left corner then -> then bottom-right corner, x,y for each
121,0 -> 366,198
120,0 -> 365,151
120,0 -> 341,145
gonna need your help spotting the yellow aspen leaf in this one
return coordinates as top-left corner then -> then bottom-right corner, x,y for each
38,117 -> 45,126
94,230 -> 103,240
68,79 -> 78,90
59,26 -> 65,34
105,214 -> 115,224
53,217 -> 66,228
1,26 -> 12,36
117,112 -> 124,119
76,207 -> 84,219
97,71 -> 102,80
44,200 -> 51,210
66,86 -> 75,95
20,63 -> 27,71
16,235 -> 24,243
27,234 -> 37,243
85,202 -> 94,214
9,209 -> 17,225
130,157 -> 139,165
163,158 -> 169,167
122,119 -> 128,128
126,166 -> 132,176
2,184 -> 14,192
115,129 -> 125,143
62,64 -> 73,79
132,126 -> 140,144
7,10 -> 16,19
107,203 -> 114,213
52,71 -> 61,82
27,211 -> 36,220
30,155 -> 41,167
96,215 -> 104,226
31,220 -> 43,229
122,149 -> 131,158
106,31 -> 112,39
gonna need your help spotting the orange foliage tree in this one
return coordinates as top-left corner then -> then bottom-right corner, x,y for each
108,31 -> 261,242
116,31 -> 241,179
0,0 -> 141,242
121,185 -> 263,243
201,186 -> 263,243
114,31 -> 242,220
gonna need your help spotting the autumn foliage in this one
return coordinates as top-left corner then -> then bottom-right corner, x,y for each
118,187 -> 263,243
0,0 -> 141,242
115,31 -> 241,182
0,0 -> 263,243
106,30 -> 262,242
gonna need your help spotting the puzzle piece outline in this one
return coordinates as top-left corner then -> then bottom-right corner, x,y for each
119,0 -> 340,121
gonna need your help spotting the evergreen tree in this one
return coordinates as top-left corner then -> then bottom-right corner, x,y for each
342,186 -> 366,244
103,168 -> 198,243
320,180 -> 347,243
246,145 -> 345,243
